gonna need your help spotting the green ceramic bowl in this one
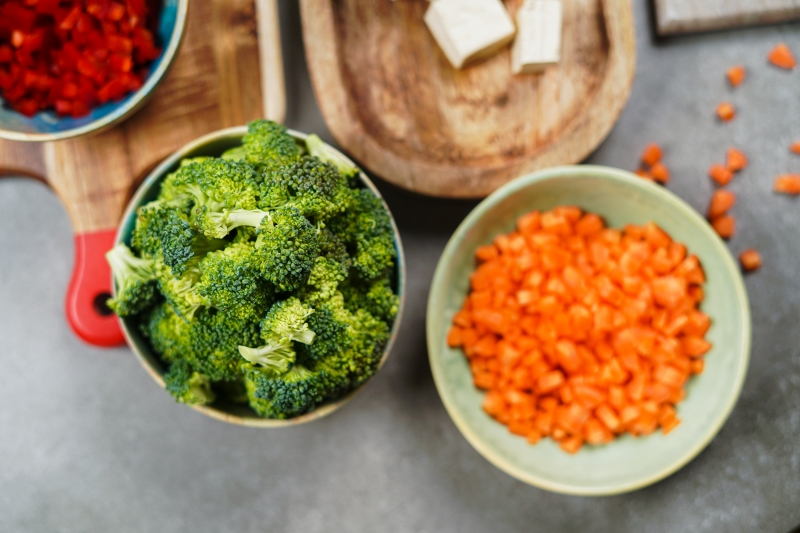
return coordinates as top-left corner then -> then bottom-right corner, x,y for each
116,126 -> 406,427
427,165 -> 750,495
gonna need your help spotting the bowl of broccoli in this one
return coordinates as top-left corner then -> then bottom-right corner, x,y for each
109,120 -> 405,426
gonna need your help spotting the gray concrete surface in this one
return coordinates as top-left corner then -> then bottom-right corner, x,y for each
1,1 -> 799,532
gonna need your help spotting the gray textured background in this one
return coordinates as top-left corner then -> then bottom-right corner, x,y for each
1,1 -> 799,532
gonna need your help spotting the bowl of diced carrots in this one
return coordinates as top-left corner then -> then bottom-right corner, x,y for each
0,0 -> 187,142
427,165 -> 751,495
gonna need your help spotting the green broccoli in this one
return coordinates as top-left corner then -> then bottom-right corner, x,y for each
155,259 -> 208,320
237,297 -> 315,373
251,206 -> 319,292
244,363 -> 328,419
195,242 -> 274,320
259,156 -> 350,223
164,359 -> 216,405
305,134 -> 359,180
159,156 -> 212,202
221,145 -> 246,162
242,119 -> 301,170
106,244 -> 158,316
328,188 -> 396,280
342,276 -> 399,322
139,302 -> 188,363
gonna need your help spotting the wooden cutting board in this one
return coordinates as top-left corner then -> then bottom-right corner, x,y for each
0,0 -> 284,347
655,0 -> 800,36
299,0 -> 636,198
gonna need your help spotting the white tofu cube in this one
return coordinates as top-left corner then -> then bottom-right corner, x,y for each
424,0 -> 516,70
511,0 -> 562,74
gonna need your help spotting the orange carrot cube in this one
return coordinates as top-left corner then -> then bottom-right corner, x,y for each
709,163 -> 733,185
768,43 -> 796,69
711,215 -> 735,239
650,162 -> 670,184
641,143 -> 663,166
774,174 -> 800,195
739,249 -> 762,272
726,148 -> 748,172
726,65 -> 746,87
707,190 -> 736,219
716,102 -> 736,122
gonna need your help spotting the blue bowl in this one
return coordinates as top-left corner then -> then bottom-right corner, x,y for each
0,0 -> 188,142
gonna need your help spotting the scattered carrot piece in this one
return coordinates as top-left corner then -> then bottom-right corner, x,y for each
711,215 -> 735,239
726,66 -> 746,87
774,174 -> 800,195
739,249 -> 762,272
716,102 -> 736,122
707,190 -> 736,219
726,148 -> 748,172
650,163 -> 670,184
790,141 -> 800,155
768,43 -> 796,70
449,207 -> 711,453
641,144 -> 663,167
708,164 -> 733,186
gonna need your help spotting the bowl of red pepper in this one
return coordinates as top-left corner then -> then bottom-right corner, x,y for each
0,0 -> 187,142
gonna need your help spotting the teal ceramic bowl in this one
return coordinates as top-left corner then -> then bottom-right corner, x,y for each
0,0 -> 188,142
427,165 -> 750,495
115,126 -> 406,427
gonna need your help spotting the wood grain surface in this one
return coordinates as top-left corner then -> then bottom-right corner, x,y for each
655,0 -> 800,36
300,0 -> 636,198
0,0 -> 273,233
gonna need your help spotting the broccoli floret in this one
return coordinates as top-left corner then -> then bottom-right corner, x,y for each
259,156 -> 350,224
164,359 -> 216,406
221,145 -> 246,162
252,206 -> 319,292
182,308 -> 262,382
328,188 -> 396,280
237,297 -> 316,373
245,363 -> 328,419
155,259 -> 208,320
106,244 -> 158,316
342,276 -> 399,322
139,302 -> 188,363
243,119 -> 301,170
160,156 -> 212,202
196,242 -> 274,320
302,256 -> 348,305
305,134 -> 359,180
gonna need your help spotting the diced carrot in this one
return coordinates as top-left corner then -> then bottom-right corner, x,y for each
709,163 -> 733,185
726,65 -> 746,87
620,405 -> 641,425
447,327 -> 464,347
768,43 -> 796,69
726,148 -> 748,172
559,436 -> 583,454
556,403 -> 590,434
774,175 -> 800,195
707,190 -> 736,219
475,244 -> 499,262
641,143 -> 663,166
645,222 -> 671,249
661,416 -> 681,435
690,359 -> 705,375
651,276 -> 687,309
517,211 -> 541,235
584,417 -> 613,445
650,163 -> 670,184
654,364 -> 686,388
575,213 -> 605,236
716,102 -> 736,122
739,249 -> 762,272
537,370 -> 565,394
453,310 -> 472,328
683,336 -> 712,357
711,215 -> 735,239
595,404 -> 621,432
684,311 -> 711,337
791,141 -> 800,155
629,412 -> 659,436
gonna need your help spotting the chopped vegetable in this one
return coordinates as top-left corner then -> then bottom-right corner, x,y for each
109,120 -> 398,418
768,43 -> 796,70
650,162 -> 670,184
726,148 -> 747,172
711,215 -> 735,239
707,190 -> 736,219
709,164 -> 733,186
641,144 -> 663,167
726,66 -> 746,87
774,174 -> 800,195
0,0 -> 162,117
739,249 -> 762,272
790,141 -> 800,155
634,169 -> 653,181
716,102 -> 736,122
448,208 -> 712,453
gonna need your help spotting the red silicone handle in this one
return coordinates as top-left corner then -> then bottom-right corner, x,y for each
66,229 -> 125,347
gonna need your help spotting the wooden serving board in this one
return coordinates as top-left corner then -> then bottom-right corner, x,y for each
0,0 -> 283,347
299,0 -> 636,198
655,0 -> 800,36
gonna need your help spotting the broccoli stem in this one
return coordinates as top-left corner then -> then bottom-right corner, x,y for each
107,244 -> 155,290
238,338 -> 295,373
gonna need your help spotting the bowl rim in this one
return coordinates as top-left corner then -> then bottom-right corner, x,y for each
115,125 -> 407,427
0,0 -> 189,143
426,164 -> 751,495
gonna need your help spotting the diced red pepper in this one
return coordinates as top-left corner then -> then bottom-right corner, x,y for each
15,98 -> 39,116
2,3 -> 38,33
0,45 -> 12,63
59,6 -> 83,31
55,98 -> 73,115
107,3 -> 126,21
